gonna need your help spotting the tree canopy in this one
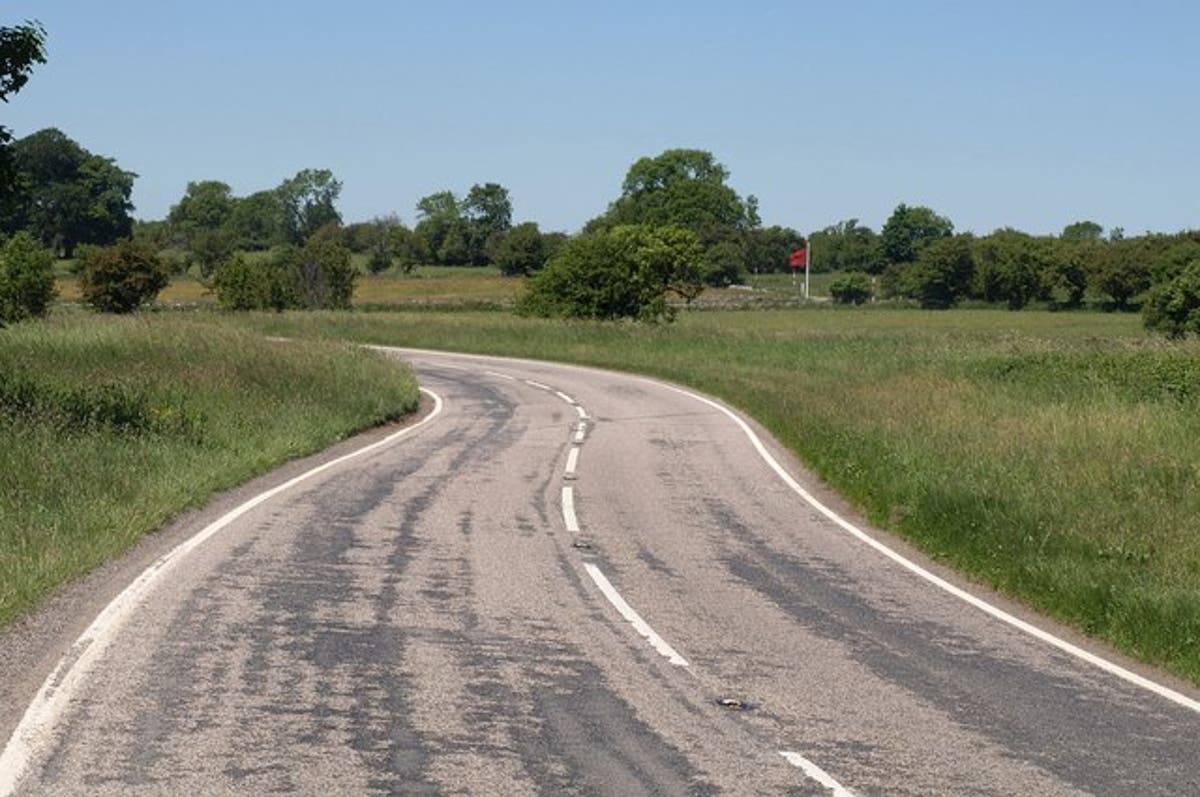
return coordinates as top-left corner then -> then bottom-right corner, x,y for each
880,203 -> 954,265
0,20 -> 46,189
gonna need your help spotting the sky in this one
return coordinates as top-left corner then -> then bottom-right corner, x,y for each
4,1 -> 1198,236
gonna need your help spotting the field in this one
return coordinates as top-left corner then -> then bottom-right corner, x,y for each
0,312 -> 419,626
229,305 -> 1200,683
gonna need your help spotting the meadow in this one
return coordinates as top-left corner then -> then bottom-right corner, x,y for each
0,312 -> 419,626
230,306 -> 1200,683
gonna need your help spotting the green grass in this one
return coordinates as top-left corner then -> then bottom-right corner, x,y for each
229,306 -> 1200,684
0,311 -> 419,626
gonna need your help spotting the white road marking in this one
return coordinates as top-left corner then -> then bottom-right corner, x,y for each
584,564 -> 689,667
553,390 -> 576,405
377,347 -> 1200,714
574,424 -> 587,443
0,390 -> 446,796
779,752 -> 856,796
652,381 -> 1200,715
524,379 -> 551,391
574,405 -> 588,420
561,486 -> 580,532
564,446 -> 580,479
483,370 -> 516,381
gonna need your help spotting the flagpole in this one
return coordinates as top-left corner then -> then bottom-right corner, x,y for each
805,236 -> 811,300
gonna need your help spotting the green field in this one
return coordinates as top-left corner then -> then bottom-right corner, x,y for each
0,312 -> 419,626
229,306 -> 1200,684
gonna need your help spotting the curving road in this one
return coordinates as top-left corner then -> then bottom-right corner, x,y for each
2,347 -> 1199,795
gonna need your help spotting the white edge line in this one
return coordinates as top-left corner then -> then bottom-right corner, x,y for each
0,389 -> 446,795
779,752 -> 855,796
650,380 -> 1200,715
553,390 -> 576,405
561,486 -> 580,532
483,370 -> 516,381
524,379 -> 551,391
565,446 -> 580,479
584,564 -> 689,667
368,347 -> 1200,714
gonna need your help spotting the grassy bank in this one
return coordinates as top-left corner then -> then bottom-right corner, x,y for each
233,307 -> 1200,683
0,312 -> 419,626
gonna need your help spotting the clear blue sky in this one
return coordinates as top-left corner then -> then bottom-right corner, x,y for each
5,1 -> 1197,235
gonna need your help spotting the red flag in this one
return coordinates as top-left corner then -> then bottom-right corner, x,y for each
789,248 -> 808,270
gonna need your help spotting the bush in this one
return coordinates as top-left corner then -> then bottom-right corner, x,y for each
0,232 -> 56,324
212,254 -> 284,311
700,240 -> 746,287
829,272 -> 873,305
900,235 -> 975,309
489,222 -> 547,276
518,225 -> 702,322
212,237 -> 356,311
1143,260 -> 1200,339
79,239 -> 168,313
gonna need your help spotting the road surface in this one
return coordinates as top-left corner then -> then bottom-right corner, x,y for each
2,347 -> 1198,795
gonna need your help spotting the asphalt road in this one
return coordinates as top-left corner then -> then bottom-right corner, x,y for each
2,347 -> 1198,796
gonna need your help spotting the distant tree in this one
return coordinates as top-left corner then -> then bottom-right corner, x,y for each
900,235 -> 975,309
167,180 -> 235,242
828,272 -> 873,305
743,226 -> 806,274
0,231 -> 55,324
413,190 -> 467,265
227,190 -> 284,250
1152,239 -> 1200,284
972,229 -> 1049,310
462,182 -> 512,264
188,228 -> 235,280
1041,239 -> 1093,308
80,239 -> 168,313
212,253 -> 280,311
1143,259 -> 1200,339
518,225 -> 702,322
700,240 -> 745,286
1061,220 -> 1104,242
4,128 -> 135,257
489,221 -> 548,276
809,219 -> 885,273
358,215 -> 408,274
275,168 -> 342,244
880,204 -> 954,265
284,232 -> 356,309
1090,238 -> 1153,310
0,20 -> 46,191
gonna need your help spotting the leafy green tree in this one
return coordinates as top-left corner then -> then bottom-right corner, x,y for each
286,232 -> 356,310
489,221 -> 548,276
0,20 -> 46,191
227,190 -> 284,250
4,128 -> 135,257
880,203 -> 954,265
828,272 -> 873,305
1152,239 -> 1200,284
519,225 -> 702,322
1061,220 -> 1104,242
212,253 -> 279,311
168,180 -> 235,240
972,229 -> 1049,309
700,240 -> 745,286
80,239 -> 168,313
1090,238 -> 1153,310
188,228 -> 235,280
809,219 -> 885,273
0,231 -> 55,324
276,168 -> 342,244
413,190 -> 466,265
1143,260 -> 1200,339
743,226 -> 805,274
462,182 -> 512,264
1041,239 -> 1093,307
900,235 -> 975,308
357,215 -> 408,274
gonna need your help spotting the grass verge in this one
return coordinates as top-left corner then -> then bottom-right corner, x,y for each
0,311 -> 418,627
231,306 -> 1200,684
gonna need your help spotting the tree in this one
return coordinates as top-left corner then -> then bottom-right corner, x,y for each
595,149 -> 759,234
1061,220 -> 1104,242
518,225 -> 702,322
413,190 -> 466,265
1090,238 -> 1153,310
900,235 -> 975,309
227,190 -> 284,250
79,239 -> 168,313
972,229 -> 1049,310
168,180 -> 235,240
828,272 -> 873,305
489,221 -> 548,276
0,231 -> 55,324
880,204 -> 954,265
743,226 -> 806,274
3,128 -> 135,257
1143,260 -> 1200,339
462,182 -> 512,264
0,20 -> 46,191
276,168 -> 341,244
284,232 -> 356,310
358,215 -> 409,274
808,219 -> 885,273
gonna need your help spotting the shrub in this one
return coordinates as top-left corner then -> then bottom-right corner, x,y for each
700,240 -> 746,287
518,225 -> 702,322
1143,260 -> 1200,339
829,272 -> 873,305
0,232 -> 56,324
79,239 -> 168,313
212,254 -> 283,311
212,237 -> 356,311
489,222 -> 547,276
900,235 -> 975,309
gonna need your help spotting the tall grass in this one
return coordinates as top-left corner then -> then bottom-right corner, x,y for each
234,307 -> 1200,683
0,311 -> 418,626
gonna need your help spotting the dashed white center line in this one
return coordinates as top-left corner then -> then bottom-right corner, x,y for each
524,379 -> 551,391
553,390 -> 576,404
561,486 -> 580,532
779,752 -> 856,795
584,564 -> 689,667
564,446 -> 580,479
574,423 -> 587,442
483,370 -> 516,381
574,405 -> 588,420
